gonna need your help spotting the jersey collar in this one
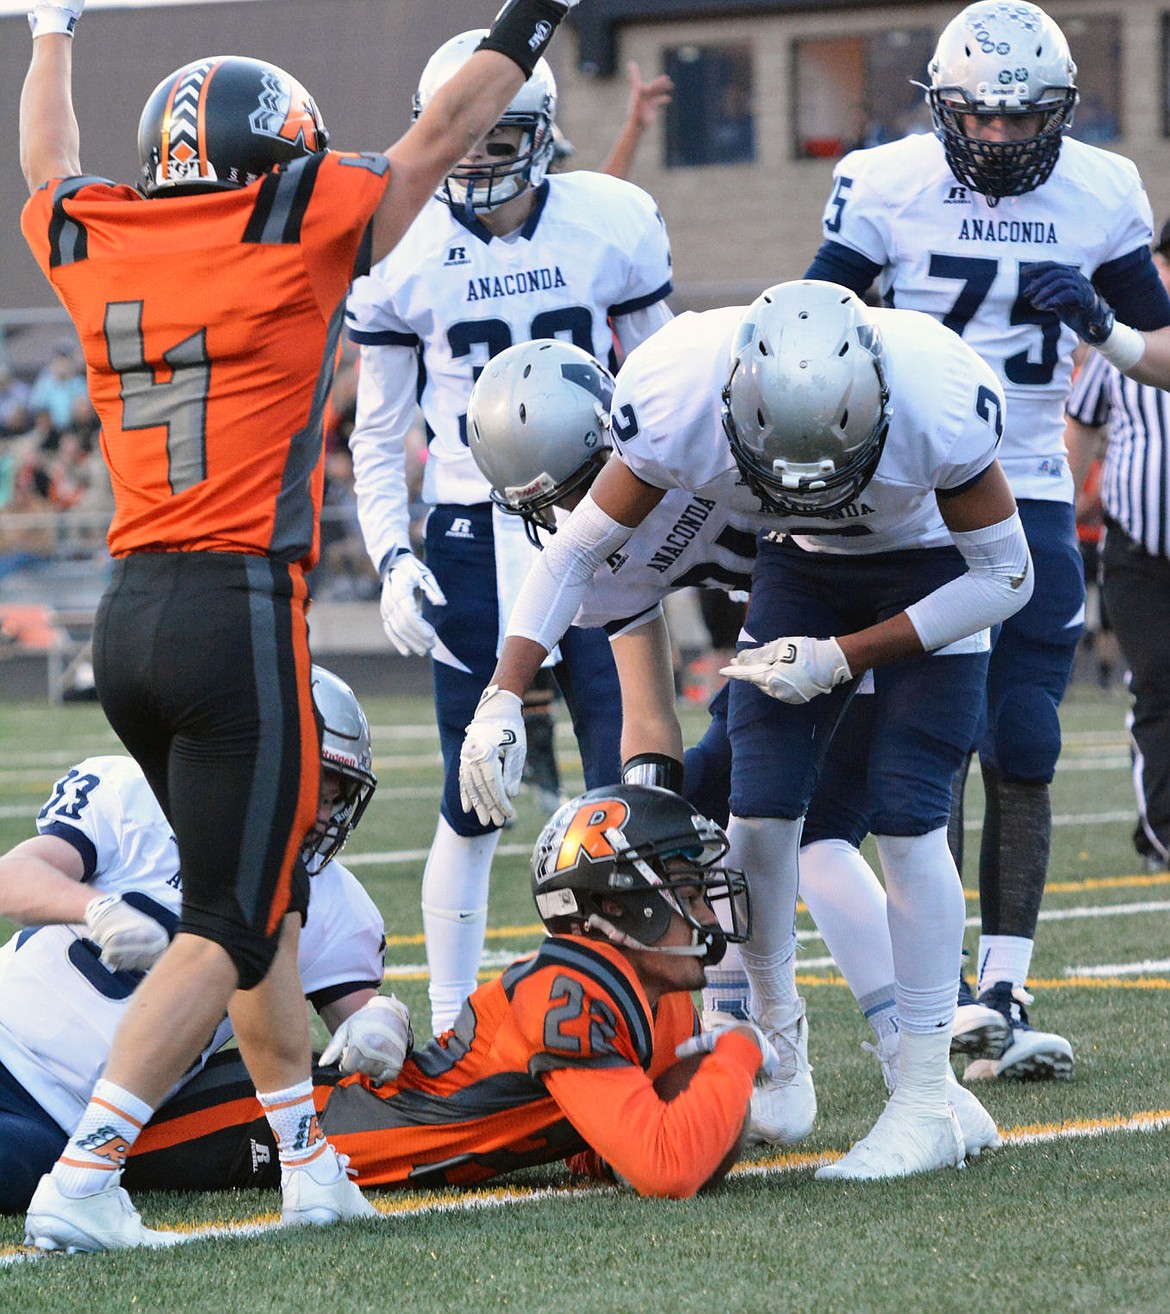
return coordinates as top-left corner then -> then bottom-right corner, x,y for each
450,180 -> 550,245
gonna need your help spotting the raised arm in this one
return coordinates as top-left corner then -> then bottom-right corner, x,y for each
20,2 -> 84,193
600,60 -> 673,181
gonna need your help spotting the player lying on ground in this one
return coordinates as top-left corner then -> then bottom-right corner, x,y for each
121,786 -> 774,1200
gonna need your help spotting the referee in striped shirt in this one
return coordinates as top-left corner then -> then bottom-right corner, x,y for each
1065,219 -> 1170,872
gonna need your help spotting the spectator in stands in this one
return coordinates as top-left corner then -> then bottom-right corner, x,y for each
0,366 -> 32,434
26,343 -> 86,431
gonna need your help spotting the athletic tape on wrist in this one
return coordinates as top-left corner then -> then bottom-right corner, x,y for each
621,753 -> 685,794
1094,321 -> 1146,373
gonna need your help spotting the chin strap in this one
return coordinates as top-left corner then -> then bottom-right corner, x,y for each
584,913 -> 711,958
592,826 -> 728,963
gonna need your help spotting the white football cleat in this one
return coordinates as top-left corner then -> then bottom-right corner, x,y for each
282,1147 -> 379,1226
962,982 -> 1073,1082
864,1035 -> 1000,1158
815,1094 -> 965,1181
738,1000 -> 816,1147
945,1075 -> 1000,1157
24,1175 -> 180,1253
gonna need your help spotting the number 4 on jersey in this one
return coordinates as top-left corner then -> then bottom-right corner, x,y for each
104,300 -> 211,495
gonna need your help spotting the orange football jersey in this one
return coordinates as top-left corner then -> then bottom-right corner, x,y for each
21,152 -> 389,569
322,935 -> 761,1199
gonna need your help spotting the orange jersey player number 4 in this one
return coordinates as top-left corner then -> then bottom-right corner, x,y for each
21,151 -> 389,570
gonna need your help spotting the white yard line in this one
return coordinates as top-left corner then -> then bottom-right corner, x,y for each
4,1108 -> 1167,1264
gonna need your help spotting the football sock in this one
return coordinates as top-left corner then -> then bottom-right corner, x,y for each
978,764 -> 1052,938
421,815 -> 500,1034
976,934 -> 1034,994
876,827 -> 964,1011
52,1079 -> 153,1197
799,838 -> 895,1001
740,939 -> 799,1025
858,985 -> 900,1046
702,963 -> 751,1020
259,1080 -> 327,1172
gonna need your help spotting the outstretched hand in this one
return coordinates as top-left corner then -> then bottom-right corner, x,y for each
626,61 -> 673,130
721,635 -> 852,705
459,685 -> 526,827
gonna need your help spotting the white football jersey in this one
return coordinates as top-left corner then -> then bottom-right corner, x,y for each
347,172 -> 673,515
821,132 -> 1153,501
571,472 -> 759,633
0,756 -> 384,1134
609,305 -> 1004,556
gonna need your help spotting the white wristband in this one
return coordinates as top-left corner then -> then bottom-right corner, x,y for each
28,4 -> 79,36
1095,321 -> 1145,373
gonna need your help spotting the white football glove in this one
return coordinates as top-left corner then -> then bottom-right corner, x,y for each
320,994 -> 413,1087
679,1015 -> 782,1081
380,551 -> 447,657
28,0 -> 83,36
84,893 -> 170,972
458,684 -> 526,827
720,636 -> 852,705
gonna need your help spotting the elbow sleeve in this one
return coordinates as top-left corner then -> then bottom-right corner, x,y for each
506,495 -> 635,653
905,512 -> 1034,653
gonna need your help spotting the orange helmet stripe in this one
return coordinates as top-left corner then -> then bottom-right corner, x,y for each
196,59 -> 226,179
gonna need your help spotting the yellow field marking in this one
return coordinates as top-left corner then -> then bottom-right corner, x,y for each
789,973 -> 1170,991
4,1109 -> 1167,1264
379,968 -> 1170,988
380,870 -> 1170,950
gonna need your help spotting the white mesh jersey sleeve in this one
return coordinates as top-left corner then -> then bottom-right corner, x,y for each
349,342 -> 420,575
297,861 -> 386,998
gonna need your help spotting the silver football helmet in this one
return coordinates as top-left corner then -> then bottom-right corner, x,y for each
925,2 -> 1078,203
302,665 -> 377,870
466,340 -> 614,545
413,29 -> 557,217
722,281 -> 890,517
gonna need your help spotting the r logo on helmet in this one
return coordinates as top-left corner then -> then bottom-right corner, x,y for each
555,798 -> 630,872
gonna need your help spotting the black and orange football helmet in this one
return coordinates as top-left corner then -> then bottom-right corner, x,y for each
531,784 -> 751,958
137,55 -> 329,196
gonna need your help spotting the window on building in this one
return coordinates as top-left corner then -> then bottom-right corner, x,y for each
792,29 -> 935,161
663,44 -> 754,168
1065,15 -> 1119,143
